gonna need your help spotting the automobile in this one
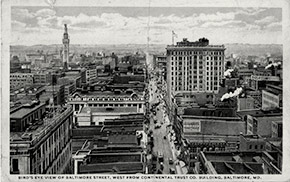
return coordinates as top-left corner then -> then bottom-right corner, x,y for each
169,168 -> 176,174
169,158 -> 174,164
154,119 -> 157,124
157,107 -> 159,111
163,136 -> 166,139
152,111 -> 156,115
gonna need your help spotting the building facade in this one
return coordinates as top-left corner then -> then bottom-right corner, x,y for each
33,72 -> 53,84
10,73 -> 34,90
85,67 -> 97,84
166,38 -> 225,96
10,105 -> 74,174
68,91 -> 145,115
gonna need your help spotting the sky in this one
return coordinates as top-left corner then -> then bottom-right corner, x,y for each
11,6 -> 282,45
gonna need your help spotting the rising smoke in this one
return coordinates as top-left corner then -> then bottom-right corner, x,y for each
224,69 -> 234,77
265,62 -> 281,69
220,87 -> 243,101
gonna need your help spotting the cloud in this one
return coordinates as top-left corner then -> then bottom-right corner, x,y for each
11,20 -> 26,30
255,16 -> 276,24
34,8 -> 56,18
57,13 -> 119,30
37,16 -> 58,28
11,7 -> 282,45
266,22 -> 282,31
155,18 -> 172,24
236,8 -> 266,16
200,20 -> 243,28
12,8 -> 35,20
195,12 -> 235,22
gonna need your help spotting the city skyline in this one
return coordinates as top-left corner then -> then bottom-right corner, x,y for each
11,6 -> 282,46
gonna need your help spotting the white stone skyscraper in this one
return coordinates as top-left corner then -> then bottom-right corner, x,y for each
166,38 -> 225,97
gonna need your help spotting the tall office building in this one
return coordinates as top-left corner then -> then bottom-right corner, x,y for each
62,24 -> 70,70
166,38 -> 225,97
10,103 -> 73,174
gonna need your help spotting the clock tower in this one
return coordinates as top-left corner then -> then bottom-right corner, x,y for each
62,24 -> 69,70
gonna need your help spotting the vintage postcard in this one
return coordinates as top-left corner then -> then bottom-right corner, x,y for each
1,0 -> 290,181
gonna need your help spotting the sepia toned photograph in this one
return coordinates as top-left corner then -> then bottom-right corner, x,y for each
2,0 -> 290,181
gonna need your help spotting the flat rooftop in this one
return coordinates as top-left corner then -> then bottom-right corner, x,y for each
241,134 -> 264,141
72,91 -> 143,97
80,106 -> 137,114
79,162 -> 144,174
237,108 -> 282,118
203,151 -> 263,163
10,106 -> 73,144
211,161 -> 263,174
10,102 -> 46,119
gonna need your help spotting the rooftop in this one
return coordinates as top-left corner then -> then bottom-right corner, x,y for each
108,134 -> 138,145
68,91 -> 144,102
10,101 -> 46,119
10,106 -> 73,145
183,118 -> 245,136
241,134 -> 264,141
203,151 -> 264,163
80,106 -> 137,114
79,162 -> 144,174
167,38 -> 225,49
10,84 -> 46,94
182,115 -> 241,121
211,161 -> 263,174
72,91 -> 143,97
237,108 -> 282,118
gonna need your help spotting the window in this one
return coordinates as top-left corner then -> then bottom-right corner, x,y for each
12,159 -> 19,172
249,145 -> 252,149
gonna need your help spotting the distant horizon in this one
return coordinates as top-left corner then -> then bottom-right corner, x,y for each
10,42 -> 284,47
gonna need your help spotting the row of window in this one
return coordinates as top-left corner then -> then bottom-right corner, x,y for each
47,142 -> 71,174
70,97 -> 142,101
171,55 -> 223,61
171,66 -> 222,71
170,51 -> 224,56
248,144 -> 264,150
32,116 -> 72,174
10,74 -> 33,78
86,103 -> 143,108
174,85 -> 203,91
10,79 -> 33,82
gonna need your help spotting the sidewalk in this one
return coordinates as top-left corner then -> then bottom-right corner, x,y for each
162,106 -> 183,174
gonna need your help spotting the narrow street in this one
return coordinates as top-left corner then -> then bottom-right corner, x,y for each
148,77 -> 177,174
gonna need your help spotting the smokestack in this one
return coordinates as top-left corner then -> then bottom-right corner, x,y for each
220,87 -> 243,101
